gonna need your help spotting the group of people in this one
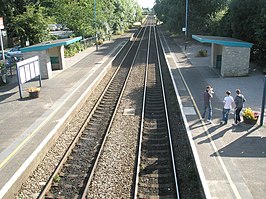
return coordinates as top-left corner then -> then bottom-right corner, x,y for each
202,85 -> 246,125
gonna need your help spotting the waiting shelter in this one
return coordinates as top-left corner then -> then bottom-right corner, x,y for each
192,35 -> 253,77
21,37 -> 82,79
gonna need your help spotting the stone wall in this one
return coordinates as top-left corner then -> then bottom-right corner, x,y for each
221,46 -> 250,77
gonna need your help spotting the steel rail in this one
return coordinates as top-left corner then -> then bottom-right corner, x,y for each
153,25 -> 180,199
133,24 -> 151,199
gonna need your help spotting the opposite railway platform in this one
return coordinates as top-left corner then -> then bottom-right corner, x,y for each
0,26 -> 265,199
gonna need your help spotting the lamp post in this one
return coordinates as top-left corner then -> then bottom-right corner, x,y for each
185,0 -> 188,50
260,75 -> 266,126
94,0 -> 98,51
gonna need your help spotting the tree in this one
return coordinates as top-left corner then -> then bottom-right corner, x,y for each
11,5 -> 51,46
217,0 -> 266,64
154,0 -> 227,34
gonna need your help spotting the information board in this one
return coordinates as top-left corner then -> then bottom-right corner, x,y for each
16,56 -> 42,98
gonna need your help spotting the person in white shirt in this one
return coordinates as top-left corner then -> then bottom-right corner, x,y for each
221,90 -> 234,124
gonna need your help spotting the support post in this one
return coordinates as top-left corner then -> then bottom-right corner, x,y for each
184,0 -> 188,50
0,29 -> 4,61
94,0 -> 98,51
260,75 -> 266,126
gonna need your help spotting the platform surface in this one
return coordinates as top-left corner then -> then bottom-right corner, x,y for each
161,32 -> 266,199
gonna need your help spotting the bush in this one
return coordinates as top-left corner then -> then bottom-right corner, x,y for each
242,107 -> 259,120
96,39 -> 103,45
64,42 -> 85,58
196,50 -> 208,57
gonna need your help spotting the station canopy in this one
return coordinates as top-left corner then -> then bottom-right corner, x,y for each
21,37 -> 82,52
192,35 -> 253,48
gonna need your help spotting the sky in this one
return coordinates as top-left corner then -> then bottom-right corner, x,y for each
137,0 -> 155,8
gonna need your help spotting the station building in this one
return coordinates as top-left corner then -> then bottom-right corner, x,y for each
21,37 -> 82,79
192,35 -> 253,77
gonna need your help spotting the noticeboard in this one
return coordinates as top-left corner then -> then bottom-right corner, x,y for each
16,56 -> 42,98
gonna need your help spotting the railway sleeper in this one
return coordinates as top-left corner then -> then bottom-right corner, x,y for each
144,123 -> 167,129
142,136 -> 168,142
90,112 -> 105,118
138,182 -> 175,189
142,133 -> 168,139
140,168 -> 172,176
137,192 -> 175,199
146,93 -> 163,98
144,118 -> 166,125
144,106 -> 165,111
89,118 -> 104,124
143,150 -> 170,157
142,142 -> 169,149
141,173 -> 173,178
80,135 -> 97,140
142,130 -> 167,136
145,114 -> 166,120
146,157 -> 170,163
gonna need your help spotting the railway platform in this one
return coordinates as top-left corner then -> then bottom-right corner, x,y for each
160,31 -> 266,199
0,32 -> 132,198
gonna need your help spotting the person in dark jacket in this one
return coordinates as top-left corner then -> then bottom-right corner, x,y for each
202,85 -> 213,123
234,89 -> 246,125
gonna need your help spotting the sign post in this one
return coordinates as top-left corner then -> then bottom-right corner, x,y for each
260,75 -> 266,126
0,17 -> 5,62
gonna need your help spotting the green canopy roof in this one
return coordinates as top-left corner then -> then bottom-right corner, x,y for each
192,35 -> 253,48
21,37 -> 82,52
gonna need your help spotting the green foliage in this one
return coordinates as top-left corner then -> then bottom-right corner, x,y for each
197,50 -> 208,57
64,42 -> 85,58
154,0 -> 228,34
216,0 -> 266,65
10,5 -> 51,46
2,0 -> 142,47
53,174 -> 61,183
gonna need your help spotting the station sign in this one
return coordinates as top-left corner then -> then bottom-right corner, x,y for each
0,17 -> 4,29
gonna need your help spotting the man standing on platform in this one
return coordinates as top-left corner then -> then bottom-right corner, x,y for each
234,89 -> 246,125
221,90 -> 234,125
202,85 -> 214,123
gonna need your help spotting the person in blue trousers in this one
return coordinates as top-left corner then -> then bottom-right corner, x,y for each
221,90 -> 234,125
202,85 -> 214,123
234,89 -> 246,125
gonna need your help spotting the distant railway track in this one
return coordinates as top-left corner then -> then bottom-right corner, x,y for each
38,24 -> 149,199
133,25 -> 180,198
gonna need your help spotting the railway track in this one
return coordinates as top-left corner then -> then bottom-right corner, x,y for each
13,15 -> 205,198
134,25 -> 180,198
38,24 -> 149,199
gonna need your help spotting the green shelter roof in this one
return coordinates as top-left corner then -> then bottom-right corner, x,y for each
192,35 -> 253,48
21,37 -> 82,53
